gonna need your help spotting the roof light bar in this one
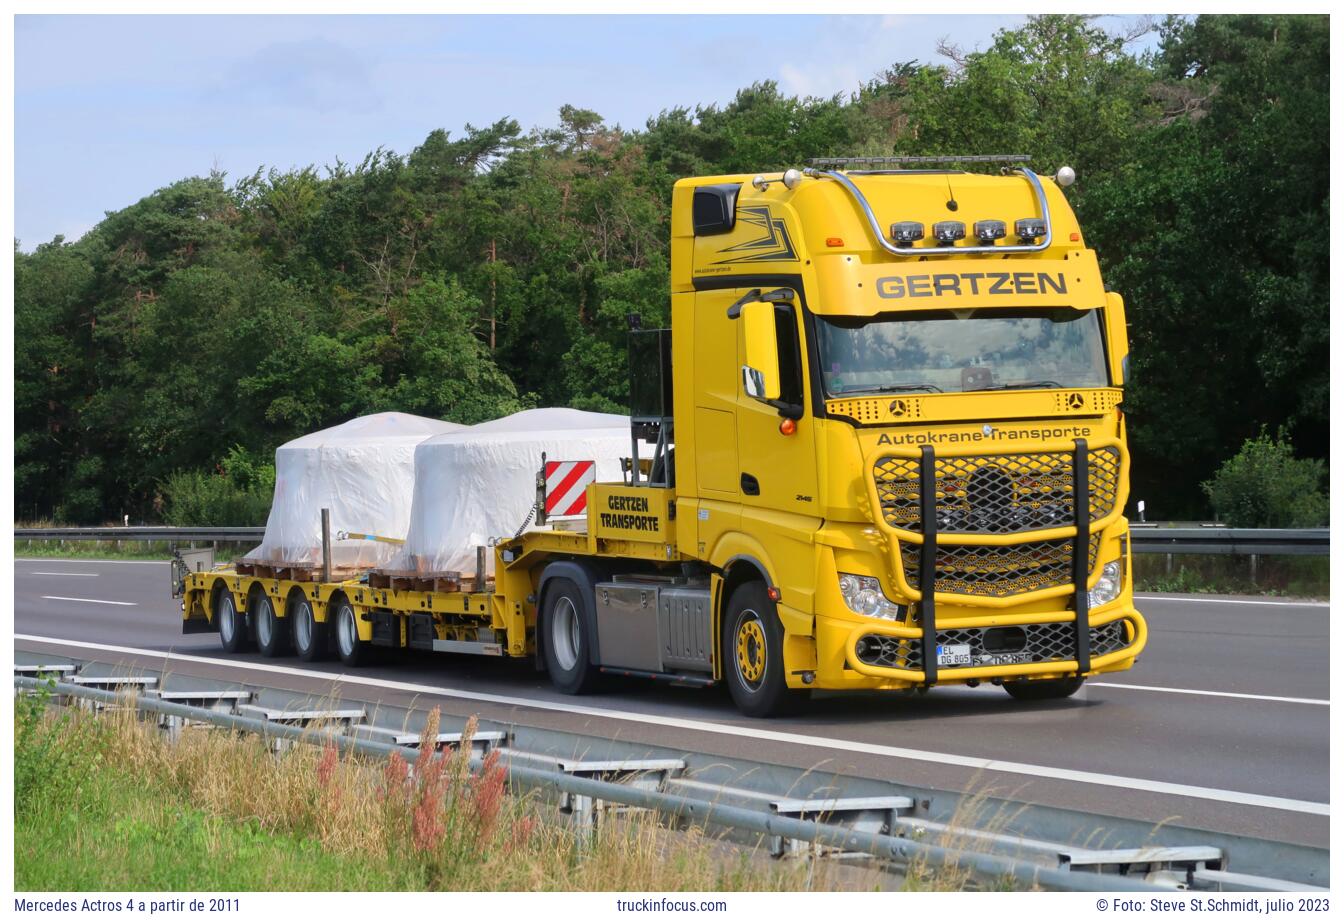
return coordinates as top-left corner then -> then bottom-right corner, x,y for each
802,164 -> 1055,258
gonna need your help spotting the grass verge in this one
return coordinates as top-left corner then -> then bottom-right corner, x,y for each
15,687 -> 891,892
1132,553 -> 1327,599
14,539 -> 175,561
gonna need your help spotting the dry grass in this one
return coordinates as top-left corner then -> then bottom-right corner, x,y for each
44,701 -> 889,891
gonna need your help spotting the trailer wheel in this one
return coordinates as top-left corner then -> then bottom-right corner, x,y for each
291,596 -> 327,662
723,582 -> 800,718
1004,676 -> 1085,701
217,590 -> 247,653
542,579 -> 601,694
254,593 -> 289,658
333,598 -> 367,667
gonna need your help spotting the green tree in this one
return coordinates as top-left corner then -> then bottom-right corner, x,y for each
1202,431 -> 1328,527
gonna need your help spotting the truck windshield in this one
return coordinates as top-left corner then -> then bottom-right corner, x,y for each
817,307 -> 1108,396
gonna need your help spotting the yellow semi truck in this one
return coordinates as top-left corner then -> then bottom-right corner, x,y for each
179,155 -> 1146,717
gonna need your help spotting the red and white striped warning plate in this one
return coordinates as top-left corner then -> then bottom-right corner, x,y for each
544,460 -> 597,517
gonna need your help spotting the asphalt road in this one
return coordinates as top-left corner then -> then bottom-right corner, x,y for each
12,557 -> 1330,849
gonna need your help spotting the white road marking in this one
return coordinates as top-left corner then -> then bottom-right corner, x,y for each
1135,594 -> 1327,608
1091,682 -> 1328,706
29,572 -> 99,577
14,633 -> 1330,818
39,596 -> 136,606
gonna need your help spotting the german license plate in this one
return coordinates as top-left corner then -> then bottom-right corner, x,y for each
936,643 -> 972,666
977,651 -> 1033,666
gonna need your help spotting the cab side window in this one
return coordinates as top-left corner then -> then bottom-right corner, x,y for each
774,306 -> 804,408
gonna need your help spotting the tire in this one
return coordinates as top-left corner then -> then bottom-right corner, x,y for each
291,596 -> 328,662
216,590 -> 247,653
722,582 -> 801,718
1004,676 -> 1085,701
333,597 -> 368,667
541,579 -> 602,694
254,592 -> 289,658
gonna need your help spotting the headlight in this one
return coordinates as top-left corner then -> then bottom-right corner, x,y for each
1087,560 -> 1123,609
838,573 -> 905,621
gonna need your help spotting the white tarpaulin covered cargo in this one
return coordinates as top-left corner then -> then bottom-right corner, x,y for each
244,412 -> 463,570
388,408 -> 630,577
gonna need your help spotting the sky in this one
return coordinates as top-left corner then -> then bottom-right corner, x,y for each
14,14 -> 1159,249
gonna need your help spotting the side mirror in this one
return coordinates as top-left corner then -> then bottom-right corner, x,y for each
740,300 -> 780,401
1104,291 -> 1129,384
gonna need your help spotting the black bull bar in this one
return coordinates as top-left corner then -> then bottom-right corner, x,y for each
916,438 -> 1092,684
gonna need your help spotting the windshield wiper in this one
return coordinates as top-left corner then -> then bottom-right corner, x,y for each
838,383 -> 944,395
976,380 -> 1064,391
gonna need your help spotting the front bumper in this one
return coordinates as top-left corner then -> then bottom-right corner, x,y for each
820,601 -> 1146,687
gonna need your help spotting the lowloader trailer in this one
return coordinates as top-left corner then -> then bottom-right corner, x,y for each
180,155 -> 1147,717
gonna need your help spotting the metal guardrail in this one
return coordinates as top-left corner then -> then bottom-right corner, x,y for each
14,525 -> 1330,555
17,650 -> 1329,890
1129,527 -> 1328,556
12,674 -> 1180,893
14,526 -> 264,543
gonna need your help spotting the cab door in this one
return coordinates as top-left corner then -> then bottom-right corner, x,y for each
733,295 -> 820,525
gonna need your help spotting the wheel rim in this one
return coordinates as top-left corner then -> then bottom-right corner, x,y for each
337,606 -> 356,657
219,596 -> 236,644
735,611 -> 767,688
294,601 -> 312,651
551,597 -> 580,671
257,597 -> 273,647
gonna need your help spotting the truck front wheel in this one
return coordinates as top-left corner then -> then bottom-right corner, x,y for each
542,579 -> 602,695
723,582 -> 800,718
1004,676 -> 1085,701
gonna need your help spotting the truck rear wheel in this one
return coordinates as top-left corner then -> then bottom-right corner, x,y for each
333,598 -> 368,667
291,597 -> 327,662
254,593 -> 289,658
216,590 -> 247,653
542,579 -> 601,694
723,582 -> 801,718
1004,676 -> 1085,701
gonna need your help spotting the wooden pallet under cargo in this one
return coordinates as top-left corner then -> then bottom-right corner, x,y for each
367,569 -> 494,594
233,561 -> 365,583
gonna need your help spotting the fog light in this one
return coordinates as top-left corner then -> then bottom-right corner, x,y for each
1087,560 -> 1123,609
838,573 -> 905,620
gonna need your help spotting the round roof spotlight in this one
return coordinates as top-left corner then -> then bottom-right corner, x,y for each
890,221 -> 924,248
1055,166 -> 1077,188
974,220 -> 1007,243
782,168 -> 803,190
933,221 -> 966,246
751,175 -> 769,191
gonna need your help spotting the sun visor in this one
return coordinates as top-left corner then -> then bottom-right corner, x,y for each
813,250 -> 1106,315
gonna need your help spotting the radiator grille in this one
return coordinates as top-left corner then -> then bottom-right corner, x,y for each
874,447 -> 1122,535
899,535 -> 1100,599
855,619 -> 1130,672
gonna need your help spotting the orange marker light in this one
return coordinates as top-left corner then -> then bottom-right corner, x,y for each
1070,232 -> 1081,241
779,418 -> 797,436
767,586 -> 782,601
826,237 -> 844,247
